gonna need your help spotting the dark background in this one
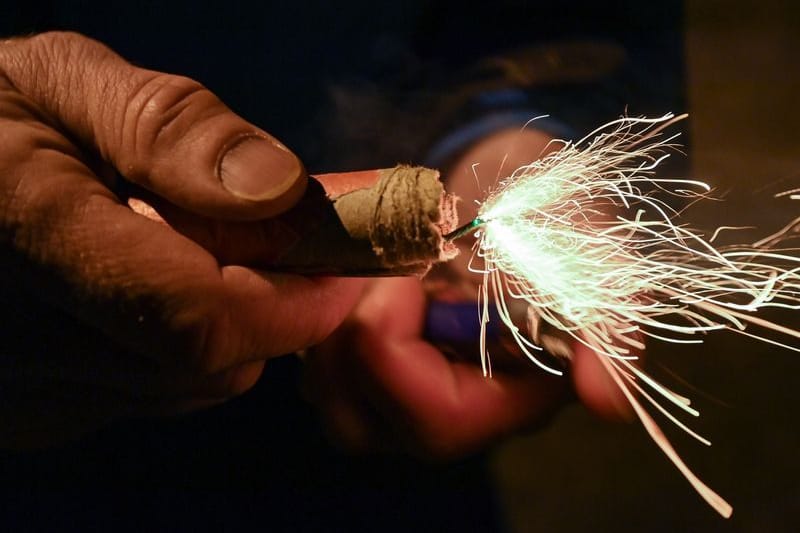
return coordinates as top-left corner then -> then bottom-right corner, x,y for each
1,1 -> 797,531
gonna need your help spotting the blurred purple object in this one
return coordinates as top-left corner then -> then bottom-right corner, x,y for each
424,301 -> 502,343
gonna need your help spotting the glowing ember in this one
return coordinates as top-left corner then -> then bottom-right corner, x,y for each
466,114 -> 800,517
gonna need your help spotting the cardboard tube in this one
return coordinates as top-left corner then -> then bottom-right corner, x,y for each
276,166 -> 459,275
129,165 -> 459,276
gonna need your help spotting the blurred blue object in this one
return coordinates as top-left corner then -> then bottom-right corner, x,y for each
424,300 -> 502,343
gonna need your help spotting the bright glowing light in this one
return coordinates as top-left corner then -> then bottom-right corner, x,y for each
468,114 -> 800,518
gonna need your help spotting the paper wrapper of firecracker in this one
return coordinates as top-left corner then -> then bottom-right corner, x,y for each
129,165 -> 460,276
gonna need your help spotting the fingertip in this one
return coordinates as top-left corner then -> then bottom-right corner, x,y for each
311,276 -> 370,340
218,134 -> 307,217
355,277 -> 427,338
219,268 -> 368,360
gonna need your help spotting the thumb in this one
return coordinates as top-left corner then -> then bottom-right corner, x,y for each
0,31 -> 304,220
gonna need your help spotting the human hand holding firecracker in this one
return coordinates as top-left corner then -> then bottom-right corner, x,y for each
0,32 -> 365,446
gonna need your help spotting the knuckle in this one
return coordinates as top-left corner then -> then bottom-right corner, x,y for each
27,30 -> 91,48
26,31 -> 91,56
6,31 -> 71,65
119,73 -> 219,179
11,31 -> 99,94
0,155 -> 97,268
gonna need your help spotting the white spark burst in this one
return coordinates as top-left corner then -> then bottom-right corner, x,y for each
467,113 -> 800,518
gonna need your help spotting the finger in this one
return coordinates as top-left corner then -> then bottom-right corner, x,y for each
125,192 -> 298,268
349,278 -> 568,457
0,32 -> 304,220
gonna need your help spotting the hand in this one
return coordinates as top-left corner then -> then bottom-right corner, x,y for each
306,277 -> 630,458
305,129 -> 632,458
0,32 -> 365,448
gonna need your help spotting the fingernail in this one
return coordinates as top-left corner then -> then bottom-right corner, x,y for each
219,136 -> 301,200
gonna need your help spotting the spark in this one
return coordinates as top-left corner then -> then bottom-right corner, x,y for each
466,113 -> 800,518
